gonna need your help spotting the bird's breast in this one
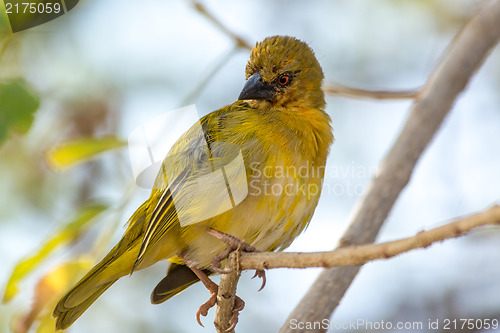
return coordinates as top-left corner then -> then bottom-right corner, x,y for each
181,150 -> 326,268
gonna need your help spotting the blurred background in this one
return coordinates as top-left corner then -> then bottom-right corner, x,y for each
1,0 -> 500,332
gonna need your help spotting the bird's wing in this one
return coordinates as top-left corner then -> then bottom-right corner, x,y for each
133,104 -> 247,269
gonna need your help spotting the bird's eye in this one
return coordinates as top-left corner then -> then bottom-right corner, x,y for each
278,74 -> 291,86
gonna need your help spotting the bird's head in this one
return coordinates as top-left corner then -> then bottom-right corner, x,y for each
238,36 -> 325,110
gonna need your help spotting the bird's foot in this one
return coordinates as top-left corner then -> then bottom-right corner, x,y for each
180,252 -> 247,330
211,246 -> 233,274
207,228 -> 266,291
196,283 -> 218,327
191,269 -> 245,331
183,264 -> 218,327
224,296 -> 245,332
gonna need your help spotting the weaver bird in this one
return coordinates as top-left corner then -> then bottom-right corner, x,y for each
53,35 -> 333,330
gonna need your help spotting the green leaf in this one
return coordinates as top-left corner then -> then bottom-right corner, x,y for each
2,204 -> 108,303
45,136 -> 127,170
0,79 -> 40,144
0,4 -> 11,34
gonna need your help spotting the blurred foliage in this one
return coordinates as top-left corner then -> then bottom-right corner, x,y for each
10,260 -> 93,333
0,2 -> 11,33
0,79 -> 39,144
2,204 -> 108,303
0,4 -> 125,330
45,136 -> 126,170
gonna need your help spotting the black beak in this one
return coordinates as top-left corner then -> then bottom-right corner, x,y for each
238,73 -> 275,101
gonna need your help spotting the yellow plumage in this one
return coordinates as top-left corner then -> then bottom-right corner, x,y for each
53,35 -> 333,330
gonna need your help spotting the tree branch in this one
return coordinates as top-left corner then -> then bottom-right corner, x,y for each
280,1 -> 500,332
191,1 -> 422,102
323,83 -> 419,100
214,252 -> 241,333
213,203 -> 500,330
214,204 -> 499,328
238,205 -> 500,270
191,0 -> 253,50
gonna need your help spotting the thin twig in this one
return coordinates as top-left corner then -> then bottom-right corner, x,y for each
179,47 -> 237,107
191,1 -> 420,103
323,83 -> 419,100
281,2 -> 500,332
239,205 -> 500,270
191,1 -> 253,50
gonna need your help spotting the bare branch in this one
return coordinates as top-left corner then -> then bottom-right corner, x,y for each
281,1 -> 500,332
212,203 -> 500,332
190,1 -> 421,103
191,1 -> 253,50
179,48 -> 237,106
239,205 -> 500,270
323,83 -> 419,100
214,252 -> 241,333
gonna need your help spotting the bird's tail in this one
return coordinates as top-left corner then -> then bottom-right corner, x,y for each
52,238 -> 142,330
53,203 -> 149,330
53,279 -> 116,330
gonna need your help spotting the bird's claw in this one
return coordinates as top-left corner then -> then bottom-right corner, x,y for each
196,292 -> 217,327
225,296 -> 245,332
195,289 -> 246,331
251,269 -> 267,291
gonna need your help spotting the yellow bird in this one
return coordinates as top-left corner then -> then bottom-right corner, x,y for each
53,35 -> 333,330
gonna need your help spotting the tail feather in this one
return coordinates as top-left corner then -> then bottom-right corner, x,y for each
52,245 -> 140,329
53,202 -> 149,329
54,281 -> 115,330
63,245 -> 140,308
151,263 -> 212,304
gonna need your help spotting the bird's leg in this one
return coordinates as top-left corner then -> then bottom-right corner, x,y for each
207,228 -> 267,291
187,265 -> 219,327
180,255 -> 245,329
